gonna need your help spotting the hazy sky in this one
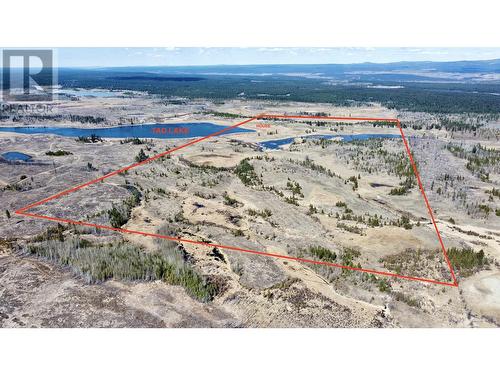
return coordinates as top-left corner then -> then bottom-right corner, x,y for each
3,48 -> 500,67
56,47 -> 500,67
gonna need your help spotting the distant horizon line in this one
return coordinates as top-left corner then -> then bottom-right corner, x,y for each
48,57 -> 500,69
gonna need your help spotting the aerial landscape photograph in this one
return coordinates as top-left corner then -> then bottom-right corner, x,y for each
1,47 -> 499,328
2,0 -> 500,372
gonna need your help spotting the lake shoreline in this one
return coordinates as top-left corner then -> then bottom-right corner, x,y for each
0,122 -> 255,140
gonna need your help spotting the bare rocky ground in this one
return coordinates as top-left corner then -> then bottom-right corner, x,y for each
0,251 -> 238,328
1,97 -> 499,327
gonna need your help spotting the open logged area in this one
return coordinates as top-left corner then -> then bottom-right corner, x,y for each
1,50 -> 499,328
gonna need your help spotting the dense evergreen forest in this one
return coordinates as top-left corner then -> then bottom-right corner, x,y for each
56,62 -> 500,114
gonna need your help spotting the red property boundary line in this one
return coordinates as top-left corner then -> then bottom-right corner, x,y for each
14,114 -> 458,287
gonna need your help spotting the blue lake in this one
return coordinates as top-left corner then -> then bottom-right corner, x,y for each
1,151 -> 33,161
0,123 -> 254,139
259,133 -> 401,149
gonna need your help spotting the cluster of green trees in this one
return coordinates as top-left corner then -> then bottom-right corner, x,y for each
335,202 -> 384,228
308,204 -> 319,214
376,150 -> 416,195
390,215 -> 413,230
335,141 -> 416,195
286,179 -> 303,197
67,115 -> 107,124
202,110 -> 243,119
337,222 -> 363,235
291,156 -> 337,178
120,137 -> 145,145
222,192 -> 241,207
108,189 -> 141,228
303,244 -> 362,277
389,177 -> 414,196
284,195 -> 299,206
389,186 -> 408,195
381,248 -> 431,277
307,245 -> 337,263
76,134 -> 103,143
337,210 -> 412,230
331,248 -> 362,276
2,114 -> 106,124
488,188 -> 500,198
27,237 -> 219,302
247,208 -> 272,218
234,158 -> 260,186
447,143 -> 500,181
447,247 -> 488,277
32,223 -> 66,242
135,149 -> 149,163
45,150 -> 73,156
347,175 -> 359,190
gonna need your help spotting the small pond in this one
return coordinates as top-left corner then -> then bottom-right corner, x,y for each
1,151 -> 33,161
